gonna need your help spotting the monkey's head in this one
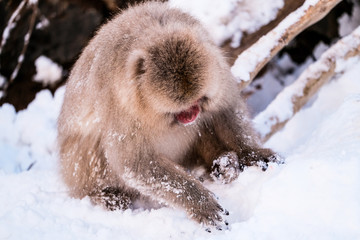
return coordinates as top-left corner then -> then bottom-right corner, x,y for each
126,30 -> 232,126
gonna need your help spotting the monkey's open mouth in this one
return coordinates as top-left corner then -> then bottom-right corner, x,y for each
175,103 -> 200,125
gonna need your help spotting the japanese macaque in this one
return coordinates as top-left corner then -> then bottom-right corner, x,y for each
58,1 -> 279,228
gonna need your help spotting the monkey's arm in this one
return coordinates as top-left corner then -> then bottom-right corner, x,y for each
110,144 -> 227,227
215,109 -> 279,169
198,109 -> 279,173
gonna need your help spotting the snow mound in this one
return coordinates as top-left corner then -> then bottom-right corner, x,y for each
0,87 -> 64,173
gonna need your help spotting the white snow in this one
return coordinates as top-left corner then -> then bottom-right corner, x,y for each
29,0 -> 38,5
338,1 -> 360,37
169,0 -> 283,46
33,55 -> 63,86
36,16 -> 50,30
0,88 -> 64,173
1,1 -> 360,239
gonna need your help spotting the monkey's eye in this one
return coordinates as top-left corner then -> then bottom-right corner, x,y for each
135,58 -> 146,76
199,96 -> 209,104
165,112 -> 173,118
198,96 -> 210,109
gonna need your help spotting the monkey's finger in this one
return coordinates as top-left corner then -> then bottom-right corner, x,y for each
222,208 -> 230,216
205,219 -> 230,233
211,208 -> 231,232
269,153 -> 285,164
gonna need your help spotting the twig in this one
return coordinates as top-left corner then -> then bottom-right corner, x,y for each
0,0 -> 27,58
9,2 -> 38,83
0,0 -> 38,97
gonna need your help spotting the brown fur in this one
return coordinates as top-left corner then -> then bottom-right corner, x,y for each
58,1 -> 278,227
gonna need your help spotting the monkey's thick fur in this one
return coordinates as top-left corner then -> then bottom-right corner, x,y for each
58,1 -> 278,227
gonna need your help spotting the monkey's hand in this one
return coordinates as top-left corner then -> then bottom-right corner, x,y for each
186,186 -> 229,230
119,153 -> 229,228
239,148 -> 284,171
210,151 -> 240,184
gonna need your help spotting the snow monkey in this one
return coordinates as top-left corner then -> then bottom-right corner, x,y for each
58,1 -> 279,228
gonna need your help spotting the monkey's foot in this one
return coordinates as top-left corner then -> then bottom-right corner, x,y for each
210,151 -> 240,184
90,187 -> 133,211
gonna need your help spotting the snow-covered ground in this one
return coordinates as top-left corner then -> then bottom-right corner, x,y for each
1,1 -> 360,240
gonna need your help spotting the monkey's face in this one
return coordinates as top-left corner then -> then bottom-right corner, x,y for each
129,35 -> 218,126
147,38 -> 205,125
140,60 -> 209,126
126,32 -> 231,127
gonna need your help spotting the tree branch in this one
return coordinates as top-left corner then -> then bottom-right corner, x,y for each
0,0 -> 38,98
253,25 -> 360,142
231,0 -> 343,90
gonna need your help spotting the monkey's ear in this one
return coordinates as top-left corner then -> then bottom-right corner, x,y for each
127,50 -> 147,79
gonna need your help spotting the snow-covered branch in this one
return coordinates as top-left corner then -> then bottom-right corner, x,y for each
0,0 -> 38,97
254,25 -> 360,141
231,0 -> 343,89
0,0 -> 27,58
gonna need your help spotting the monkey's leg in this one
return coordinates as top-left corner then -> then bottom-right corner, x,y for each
113,153 -> 228,227
59,134 -> 140,211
